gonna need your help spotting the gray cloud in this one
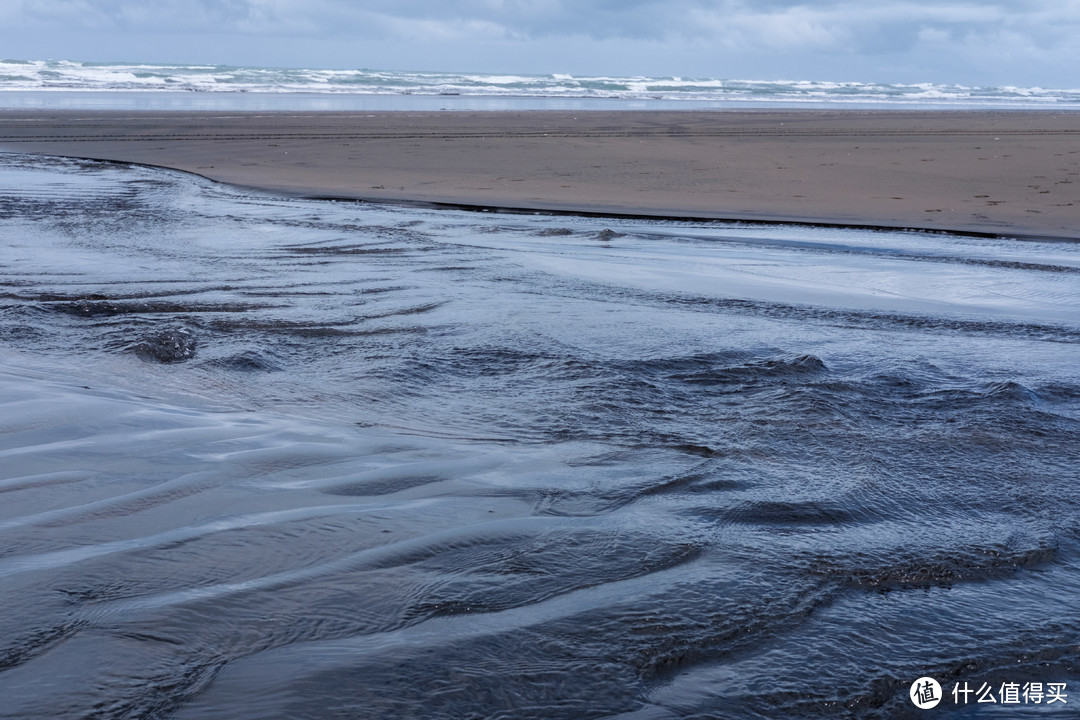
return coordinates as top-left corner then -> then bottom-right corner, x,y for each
8,1 -> 1071,40
3,0 -> 1077,85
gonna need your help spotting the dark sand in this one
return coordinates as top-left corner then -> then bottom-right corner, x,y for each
1,109 -> 1078,238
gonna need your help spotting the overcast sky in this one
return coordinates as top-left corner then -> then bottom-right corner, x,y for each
2,0 -> 1077,86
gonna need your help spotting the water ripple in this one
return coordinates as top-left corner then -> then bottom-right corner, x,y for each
1,153 -> 1078,719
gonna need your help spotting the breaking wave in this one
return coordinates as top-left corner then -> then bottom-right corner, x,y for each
2,59 -> 1080,109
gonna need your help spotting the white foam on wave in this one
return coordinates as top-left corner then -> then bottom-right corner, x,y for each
3,59 -> 1080,108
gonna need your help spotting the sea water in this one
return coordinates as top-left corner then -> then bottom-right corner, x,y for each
3,59 -> 1080,111
1,153 -> 1078,718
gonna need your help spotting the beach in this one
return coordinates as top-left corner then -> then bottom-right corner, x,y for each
1,109 -> 1078,239
3,105 -> 1080,718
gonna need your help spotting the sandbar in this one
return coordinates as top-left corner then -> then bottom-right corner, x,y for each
1,109 -> 1078,239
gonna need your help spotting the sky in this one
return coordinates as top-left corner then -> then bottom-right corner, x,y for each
1,0 -> 1078,87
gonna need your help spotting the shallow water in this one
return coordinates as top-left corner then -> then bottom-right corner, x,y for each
1,153 -> 1078,719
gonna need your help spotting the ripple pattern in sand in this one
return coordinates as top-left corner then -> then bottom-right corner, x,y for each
1,154 -> 1079,719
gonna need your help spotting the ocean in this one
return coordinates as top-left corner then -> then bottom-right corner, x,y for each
2,59 -> 1080,111
1,151 -> 1078,718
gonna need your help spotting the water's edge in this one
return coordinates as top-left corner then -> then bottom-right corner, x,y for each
2,152 -> 1077,719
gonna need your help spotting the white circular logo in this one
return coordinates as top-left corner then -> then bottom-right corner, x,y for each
910,677 -> 943,709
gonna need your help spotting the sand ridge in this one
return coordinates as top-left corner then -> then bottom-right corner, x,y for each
1,109 -> 1078,239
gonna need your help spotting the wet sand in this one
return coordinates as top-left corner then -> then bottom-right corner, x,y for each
4,118 -> 1080,718
1,109 -> 1078,239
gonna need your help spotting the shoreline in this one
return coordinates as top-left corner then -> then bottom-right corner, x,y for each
2,108 -> 1078,240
